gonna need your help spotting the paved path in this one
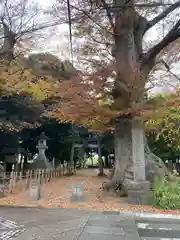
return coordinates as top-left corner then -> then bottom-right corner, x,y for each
0,207 -> 140,240
136,217 -> 180,239
1,207 -> 180,239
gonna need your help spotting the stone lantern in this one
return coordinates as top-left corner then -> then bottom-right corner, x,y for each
36,132 -> 49,156
31,132 -> 50,169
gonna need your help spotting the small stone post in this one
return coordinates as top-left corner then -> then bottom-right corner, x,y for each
71,184 -> 85,202
0,184 -> 5,198
29,179 -> 40,203
127,120 -> 151,205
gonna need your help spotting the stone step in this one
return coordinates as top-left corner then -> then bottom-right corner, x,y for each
137,220 -> 180,239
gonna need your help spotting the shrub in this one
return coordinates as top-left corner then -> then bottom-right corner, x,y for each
152,176 -> 180,209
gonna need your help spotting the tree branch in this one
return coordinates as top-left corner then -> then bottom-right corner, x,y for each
161,60 -> 180,82
61,0 -> 113,34
143,19 -> 180,64
101,0 -> 115,30
146,0 -> 180,31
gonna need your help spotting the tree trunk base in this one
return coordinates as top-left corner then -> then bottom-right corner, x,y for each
97,172 -> 107,177
64,172 -> 74,176
102,181 -> 127,197
108,169 -> 115,180
103,118 -> 169,196
101,144 -> 169,197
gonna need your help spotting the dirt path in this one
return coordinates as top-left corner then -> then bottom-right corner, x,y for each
0,169 -> 129,210
1,169 -> 180,214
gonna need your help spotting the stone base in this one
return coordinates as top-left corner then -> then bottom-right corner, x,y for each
71,195 -> 86,203
127,181 -> 151,205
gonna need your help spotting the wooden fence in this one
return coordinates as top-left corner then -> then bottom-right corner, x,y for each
0,165 -> 74,196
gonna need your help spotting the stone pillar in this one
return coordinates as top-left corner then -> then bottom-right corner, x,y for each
127,120 -> 151,205
132,120 -> 146,181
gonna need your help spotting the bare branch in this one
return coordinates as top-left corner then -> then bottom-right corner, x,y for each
66,0 -> 73,62
61,0 -> 113,34
144,19 -> 180,64
101,0 -> 115,30
161,60 -> 180,82
4,0 -> 12,29
146,0 -> 180,31
15,21 -> 64,39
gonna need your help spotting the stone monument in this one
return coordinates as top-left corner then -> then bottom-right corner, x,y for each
71,184 -> 85,202
30,132 -> 51,169
127,120 -> 151,205
29,180 -> 40,203
0,184 -> 5,198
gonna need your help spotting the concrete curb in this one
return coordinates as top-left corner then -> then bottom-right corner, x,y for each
0,205 -> 42,209
103,210 -> 180,221
120,210 -> 180,220
1,206 -> 180,221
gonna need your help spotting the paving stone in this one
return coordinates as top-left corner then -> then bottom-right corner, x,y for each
85,226 -> 124,235
78,232 -> 126,240
37,223 -> 71,235
103,211 -> 120,215
140,238 -> 180,240
0,208 -> 89,227
87,219 -> 134,228
40,218 -> 87,235
137,221 -> 180,230
0,207 -> 140,240
51,227 -> 84,240
138,228 -> 180,239
14,227 -> 54,240
58,208 -> 90,216
89,214 -> 131,222
137,219 -> 180,239
86,213 -> 139,239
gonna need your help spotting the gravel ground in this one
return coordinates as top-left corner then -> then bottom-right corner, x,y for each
0,169 -> 180,215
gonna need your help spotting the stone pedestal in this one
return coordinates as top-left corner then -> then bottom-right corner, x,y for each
0,184 -> 5,198
128,120 -> 151,205
127,181 -> 151,205
29,180 -> 40,203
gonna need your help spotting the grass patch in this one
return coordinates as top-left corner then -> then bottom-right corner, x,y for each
152,176 -> 180,210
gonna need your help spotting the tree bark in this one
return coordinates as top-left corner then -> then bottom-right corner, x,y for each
97,135 -> 104,176
1,21 -> 16,62
105,3 -> 169,193
90,155 -> 94,166
103,117 -> 168,192
69,141 -> 75,173
104,153 -> 109,168
112,117 -> 133,186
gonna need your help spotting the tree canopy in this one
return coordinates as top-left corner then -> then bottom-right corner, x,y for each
42,0 -> 180,131
145,90 -> 180,152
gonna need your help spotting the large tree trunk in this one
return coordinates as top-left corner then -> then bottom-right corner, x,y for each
103,117 -> 168,192
112,117 -> 133,185
1,21 -> 16,62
